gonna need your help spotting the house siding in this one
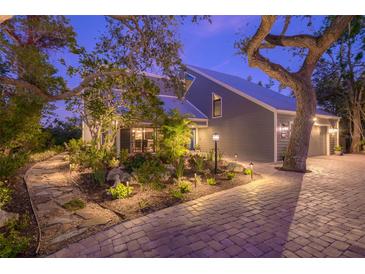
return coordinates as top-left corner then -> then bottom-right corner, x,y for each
186,69 -> 275,162
277,113 -> 338,160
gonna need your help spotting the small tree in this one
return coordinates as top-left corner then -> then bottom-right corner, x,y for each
159,110 -> 192,164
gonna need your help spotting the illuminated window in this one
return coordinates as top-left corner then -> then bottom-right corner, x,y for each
212,93 -> 222,117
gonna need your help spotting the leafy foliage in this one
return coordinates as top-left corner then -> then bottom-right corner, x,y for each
189,154 -> 205,173
0,181 -> 12,209
178,180 -> 191,193
44,117 -> 81,146
207,177 -> 216,186
109,183 -> 133,199
119,148 -> 129,164
159,110 -> 192,163
243,168 -> 253,176
175,156 -> 185,179
226,172 -> 236,180
132,155 -> 166,189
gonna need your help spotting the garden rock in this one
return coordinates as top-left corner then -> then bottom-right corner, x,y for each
164,164 -> 175,175
227,162 -> 245,173
107,167 -> 133,183
0,209 -> 19,228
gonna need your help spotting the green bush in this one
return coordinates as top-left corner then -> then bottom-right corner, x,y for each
92,167 -> 107,185
134,156 -> 166,189
243,168 -> 253,176
226,172 -> 236,180
189,154 -> 205,173
0,153 -> 28,180
124,153 -> 152,172
0,229 -> 30,258
119,148 -> 129,164
159,110 -> 192,163
175,156 -> 185,179
171,189 -> 183,200
178,180 -> 191,193
194,173 -> 202,188
29,146 -> 64,163
108,183 -> 133,199
0,181 -> 12,209
334,145 -> 342,152
62,198 -> 85,211
207,177 -> 216,186
108,157 -> 119,169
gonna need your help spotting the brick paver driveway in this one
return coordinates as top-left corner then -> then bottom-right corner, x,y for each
50,154 -> 365,258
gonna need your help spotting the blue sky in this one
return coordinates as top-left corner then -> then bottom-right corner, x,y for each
52,15 -> 322,119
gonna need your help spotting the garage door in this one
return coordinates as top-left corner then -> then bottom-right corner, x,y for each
308,126 -> 327,156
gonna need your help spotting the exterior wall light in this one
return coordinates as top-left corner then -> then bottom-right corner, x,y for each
312,117 -> 317,122
212,133 -> 220,174
234,153 -> 238,161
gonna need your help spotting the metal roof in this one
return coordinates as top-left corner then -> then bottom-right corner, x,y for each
158,95 -> 208,120
187,65 -> 337,117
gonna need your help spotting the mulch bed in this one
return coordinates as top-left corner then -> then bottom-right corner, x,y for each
74,168 -> 261,223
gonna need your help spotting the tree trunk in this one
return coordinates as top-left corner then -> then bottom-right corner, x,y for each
283,84 -> 317,172
350,104 -> 362,152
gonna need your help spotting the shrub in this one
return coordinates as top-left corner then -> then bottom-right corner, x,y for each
159,110 -> 192,163
62,198 -> 85,211
178,180 -> 191,193
108,157 -> 120,169
207,177 -> 216,185
124,153 -> 151,172
92,167 -> 107,185
226,172 -> 235,180
171,189 -> 183,200
207,149 -> 214,162
134,156 -> 166,189
189,154 -> 205,173
0,153 -> 28,180
119,148 -> 129,164
0,181 -> 12,209
243,168 -> 253,176
334,145 -> 342,152
175,156 -> 185,179
138,198 -> 151,212
108,183 -> 133,199
0,229 -> 30,258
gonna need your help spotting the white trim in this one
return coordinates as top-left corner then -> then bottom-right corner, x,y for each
274,111 -> 278,162
158,94 -> 178,98
211,92 -> 222,118
277,109 -> 340,120
188,65 -> 277,113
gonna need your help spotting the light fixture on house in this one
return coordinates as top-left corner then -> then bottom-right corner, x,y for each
212,133 -> 220,141
312,117 -> 317,122
234,154 -> 238,161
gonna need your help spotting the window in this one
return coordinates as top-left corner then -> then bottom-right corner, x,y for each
212,93 -> 222,117
184,72 -> 196,92
131,127 -> 156,153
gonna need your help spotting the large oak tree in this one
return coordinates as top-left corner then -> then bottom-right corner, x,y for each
237,16 -> 353,172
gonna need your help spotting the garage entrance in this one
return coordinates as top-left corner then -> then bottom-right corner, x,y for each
308,125 -> 328,156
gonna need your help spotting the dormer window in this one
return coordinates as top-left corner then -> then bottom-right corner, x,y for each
212,93 -> 222,118
184,72 -> 196,92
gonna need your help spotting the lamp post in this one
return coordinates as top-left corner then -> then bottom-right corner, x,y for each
212,133 -> 220,174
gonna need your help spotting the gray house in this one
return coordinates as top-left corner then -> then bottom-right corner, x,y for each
82,65 -> 340,162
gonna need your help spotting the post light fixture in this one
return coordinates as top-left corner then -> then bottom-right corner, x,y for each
212,133 -> 220,141
249,162 -> 254,180
212,133 -> 220,174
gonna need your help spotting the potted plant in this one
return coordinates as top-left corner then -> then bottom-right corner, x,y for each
334,145 -> 342,155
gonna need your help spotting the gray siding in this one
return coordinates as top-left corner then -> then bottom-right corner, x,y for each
186,69 -> 275,162
277,113 -> 338,160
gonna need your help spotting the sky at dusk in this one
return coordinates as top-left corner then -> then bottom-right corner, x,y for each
52,15 -> 324,120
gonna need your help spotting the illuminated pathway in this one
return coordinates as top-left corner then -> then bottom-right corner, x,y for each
50,154 -> 365,258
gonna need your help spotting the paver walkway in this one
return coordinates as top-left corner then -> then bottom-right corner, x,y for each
50,154 -> 365,258
25,153 -> 119,254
